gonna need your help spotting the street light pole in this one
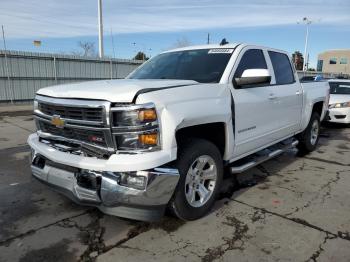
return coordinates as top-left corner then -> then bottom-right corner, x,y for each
298,17 -> 312,71
98,0 -> 104,58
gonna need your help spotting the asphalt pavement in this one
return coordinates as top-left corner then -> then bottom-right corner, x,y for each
0,114 -> 349,262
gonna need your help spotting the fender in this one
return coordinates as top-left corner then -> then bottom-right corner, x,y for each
135,83 -> 235,160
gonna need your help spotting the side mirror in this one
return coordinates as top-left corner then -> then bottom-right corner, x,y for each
234,69 -> 271,88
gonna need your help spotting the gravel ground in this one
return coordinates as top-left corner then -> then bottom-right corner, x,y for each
0,115 -> 349,262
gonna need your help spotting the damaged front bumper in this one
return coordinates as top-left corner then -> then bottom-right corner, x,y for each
28,134 -> 179,221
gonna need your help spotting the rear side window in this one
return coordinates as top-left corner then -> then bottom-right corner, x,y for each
268,51 -> 295,85
234,49 -> 267,77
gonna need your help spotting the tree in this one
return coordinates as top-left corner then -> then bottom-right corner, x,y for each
170,37 -> 192,49
72,41 -> 97,57
133,51 -> 149,61
292,51 -> 304,70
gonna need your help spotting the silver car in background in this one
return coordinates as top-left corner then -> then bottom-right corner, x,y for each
327,79 -> 350,124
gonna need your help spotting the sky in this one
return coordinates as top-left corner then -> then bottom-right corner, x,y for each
1,0 -> 350,67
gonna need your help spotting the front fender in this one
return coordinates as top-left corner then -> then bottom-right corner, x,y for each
135,84 -> 234,160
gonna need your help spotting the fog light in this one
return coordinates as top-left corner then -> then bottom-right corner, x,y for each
76,170 -> 102,190
119,171 -> 148,190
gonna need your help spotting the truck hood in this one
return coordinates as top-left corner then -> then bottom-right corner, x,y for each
329,94 -> 350,105
36,79 -> 198,102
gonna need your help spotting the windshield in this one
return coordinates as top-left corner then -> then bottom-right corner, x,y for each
329,82 -> 350,94
128,48 -> 234,83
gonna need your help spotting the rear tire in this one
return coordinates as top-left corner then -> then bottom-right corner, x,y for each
297,112 -> 321,155
169,138 -> 223,220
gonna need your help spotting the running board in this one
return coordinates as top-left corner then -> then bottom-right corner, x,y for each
230,138 -> 299,174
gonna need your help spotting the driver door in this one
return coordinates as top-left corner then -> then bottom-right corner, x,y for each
230,48 -> 281,157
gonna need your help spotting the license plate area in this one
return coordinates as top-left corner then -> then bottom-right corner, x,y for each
32,155 -> 100,192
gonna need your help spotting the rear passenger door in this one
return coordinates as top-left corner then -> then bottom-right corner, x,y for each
266,51 -> 303,137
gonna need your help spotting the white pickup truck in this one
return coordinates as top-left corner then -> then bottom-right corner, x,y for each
28,44 -> 330,221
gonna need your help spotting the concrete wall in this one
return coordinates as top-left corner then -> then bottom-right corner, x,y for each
0,50 -> 143,103
317,50 -> 350,75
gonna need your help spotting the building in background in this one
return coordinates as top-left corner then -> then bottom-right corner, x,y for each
317,49 -> 350,75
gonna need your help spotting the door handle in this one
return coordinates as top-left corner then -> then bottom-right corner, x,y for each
296,90 -> 301,95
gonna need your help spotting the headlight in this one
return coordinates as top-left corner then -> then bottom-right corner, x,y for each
115,131 -> 159,150
111,103 -> 160,151
329,101 -> 350,109
112,105 -> 157,127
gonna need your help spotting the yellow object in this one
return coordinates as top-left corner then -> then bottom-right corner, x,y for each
51,116 -> 65,128
138,109 -> 157,122
139,133 -> 158,145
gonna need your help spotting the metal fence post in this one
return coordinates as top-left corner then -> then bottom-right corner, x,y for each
110,59 -> 113,79
53,56 -> 58,84
115,60 -> 119,79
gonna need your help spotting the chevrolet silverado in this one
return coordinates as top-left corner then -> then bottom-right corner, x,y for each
28,44 -> 330,221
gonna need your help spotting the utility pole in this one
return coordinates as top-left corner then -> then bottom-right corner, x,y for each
2,25 -> 13,104
207,33 -> 210,44
2,25 -> 7,50
98,0 -> 104,58
298,17 -> 312,72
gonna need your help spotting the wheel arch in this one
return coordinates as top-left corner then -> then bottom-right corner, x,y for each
175,122 -> 228,158
301,99 -> 325,132
312,101 -> 324,116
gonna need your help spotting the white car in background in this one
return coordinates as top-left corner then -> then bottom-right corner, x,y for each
327,79 -> 350,124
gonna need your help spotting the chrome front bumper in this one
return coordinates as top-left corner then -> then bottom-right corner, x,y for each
30,152 -> 179,221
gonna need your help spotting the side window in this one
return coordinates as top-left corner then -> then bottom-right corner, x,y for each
329,58 -> 337,64
234,49 -> 267,77
268,51 -> 295,85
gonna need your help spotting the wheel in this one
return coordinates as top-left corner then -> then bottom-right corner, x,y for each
169,138 -> 223,220
297,112 -> 321,155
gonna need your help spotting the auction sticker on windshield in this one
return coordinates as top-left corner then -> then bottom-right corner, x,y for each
208,49 -> 234,54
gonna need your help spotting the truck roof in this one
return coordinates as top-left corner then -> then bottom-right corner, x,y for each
163,43 -> 289,56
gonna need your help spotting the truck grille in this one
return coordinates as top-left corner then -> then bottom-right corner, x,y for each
38,102 -> 103,122
34,96 -> 114,158
38,120 -> 107,147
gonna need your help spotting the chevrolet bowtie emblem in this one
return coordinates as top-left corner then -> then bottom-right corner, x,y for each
51,115 -> 65,128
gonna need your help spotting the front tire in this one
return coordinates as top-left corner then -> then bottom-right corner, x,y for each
297,112 -> 321,155
169,139 -> 223,220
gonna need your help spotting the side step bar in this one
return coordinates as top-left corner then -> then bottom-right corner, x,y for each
230,138 -> 299,174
